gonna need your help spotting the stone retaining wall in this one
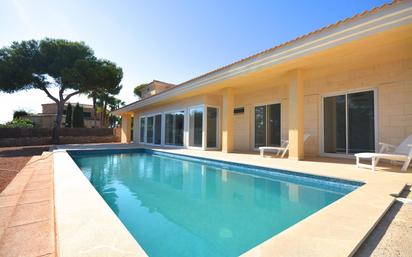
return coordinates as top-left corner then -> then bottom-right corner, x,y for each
0,128 -> 120,147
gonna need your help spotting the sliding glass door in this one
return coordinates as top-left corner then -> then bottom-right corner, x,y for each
254,103 -> 281,148
323,90 -> 375,155
207,107 -> 218,148
154,114 -> 162,145
140,117 -> 145,143
140,105 -> 219,149
146,116 -> 154,144
140,115 -> 162,145
189,107 -> 203,147
255,106 -> 266,148
165,111 -> 184,146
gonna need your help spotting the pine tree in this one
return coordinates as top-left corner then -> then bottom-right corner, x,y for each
65,103 -> 72,128
79,105 -> 84,128
72,103 -> 85,128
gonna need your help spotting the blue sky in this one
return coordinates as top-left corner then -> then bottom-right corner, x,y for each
0,0 -> 389,122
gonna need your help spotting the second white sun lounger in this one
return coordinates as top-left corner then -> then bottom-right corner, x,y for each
355,134 -> 412,171
259,134 -> 310,158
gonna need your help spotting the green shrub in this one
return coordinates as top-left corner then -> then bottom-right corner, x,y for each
0,118 -> 34,128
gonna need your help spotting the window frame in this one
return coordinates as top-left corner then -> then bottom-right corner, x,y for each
187,105 -> 205,150
205,105 -> 220,150
251,100 -> 282,151
139,116 -> 146,143
139,112 -> 163,146
163,109 -> 186,148
319,87 -> 378,158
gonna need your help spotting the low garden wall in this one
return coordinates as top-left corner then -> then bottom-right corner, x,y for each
0,128 -> 121,147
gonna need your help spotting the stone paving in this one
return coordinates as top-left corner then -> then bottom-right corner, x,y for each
0,152 -> 55,257
354,186 -> 412,257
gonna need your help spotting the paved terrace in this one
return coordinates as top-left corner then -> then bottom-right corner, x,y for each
0,143 -> 411,256
0,152 -> 55,257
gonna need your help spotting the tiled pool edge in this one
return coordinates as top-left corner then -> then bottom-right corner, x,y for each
69,148 -> 363,192
53,150 -> 148,257
55,144 -> 411,257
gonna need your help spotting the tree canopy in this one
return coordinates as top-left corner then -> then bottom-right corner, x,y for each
13,109 -> 30,119
0,38 -> 123,143
96,84 -> 123,127
0,39 -> 94,96
81,59 -> 123,128
133,83 -> 148,98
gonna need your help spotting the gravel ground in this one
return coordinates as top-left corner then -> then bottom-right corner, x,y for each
354,185 -> 412,257
0,145 -> 49,192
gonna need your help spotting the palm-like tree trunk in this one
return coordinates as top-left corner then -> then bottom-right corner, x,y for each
52,101 -> 65,144
103,100 -> 108,127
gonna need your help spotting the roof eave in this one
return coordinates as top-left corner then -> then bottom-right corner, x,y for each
114,1 -> 412,115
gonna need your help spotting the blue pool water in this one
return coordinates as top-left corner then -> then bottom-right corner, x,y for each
70,149 -> 361,257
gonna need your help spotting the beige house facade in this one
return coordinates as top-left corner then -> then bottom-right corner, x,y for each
136,80 -> 175,99
114,1 -> 412,161
27,103 -> 99,128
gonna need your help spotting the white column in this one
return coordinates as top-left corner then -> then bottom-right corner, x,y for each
222,88 -> 235,153
288,70 -> 305,160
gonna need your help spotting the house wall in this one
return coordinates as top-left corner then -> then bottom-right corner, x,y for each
130,58 -> 411,156
26,114 -> 98,128
303,58 -> 412,156
232,58 -> 412,155
140,81 -> 175,99
34,103 -> 99,128
42,103 -> 97,120
26,114 -> 64,128
233,84 -> 289,152
133,95 -> 223,146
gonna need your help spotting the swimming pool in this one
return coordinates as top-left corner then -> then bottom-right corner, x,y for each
69,149 -> 362,257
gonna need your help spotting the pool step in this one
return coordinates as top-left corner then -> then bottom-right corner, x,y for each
0,151 -> 56,256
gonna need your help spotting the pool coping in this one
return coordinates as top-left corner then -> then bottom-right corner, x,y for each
53,144 -> 412,257
53,149 -> 148,257
69,148 -> 364,188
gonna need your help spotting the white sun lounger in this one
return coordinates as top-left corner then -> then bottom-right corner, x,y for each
355,134 -> 412,171
259,134 -> 310,158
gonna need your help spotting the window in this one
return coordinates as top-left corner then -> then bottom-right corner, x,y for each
189,107 -> 203,147
323,90 -> 375,155
140,117 -> 145,143
147,116 -> 154,144
165,111 -> 184,146
154,114 -> 162,145
207,107 -> 218,148
254,104 -> 281,148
